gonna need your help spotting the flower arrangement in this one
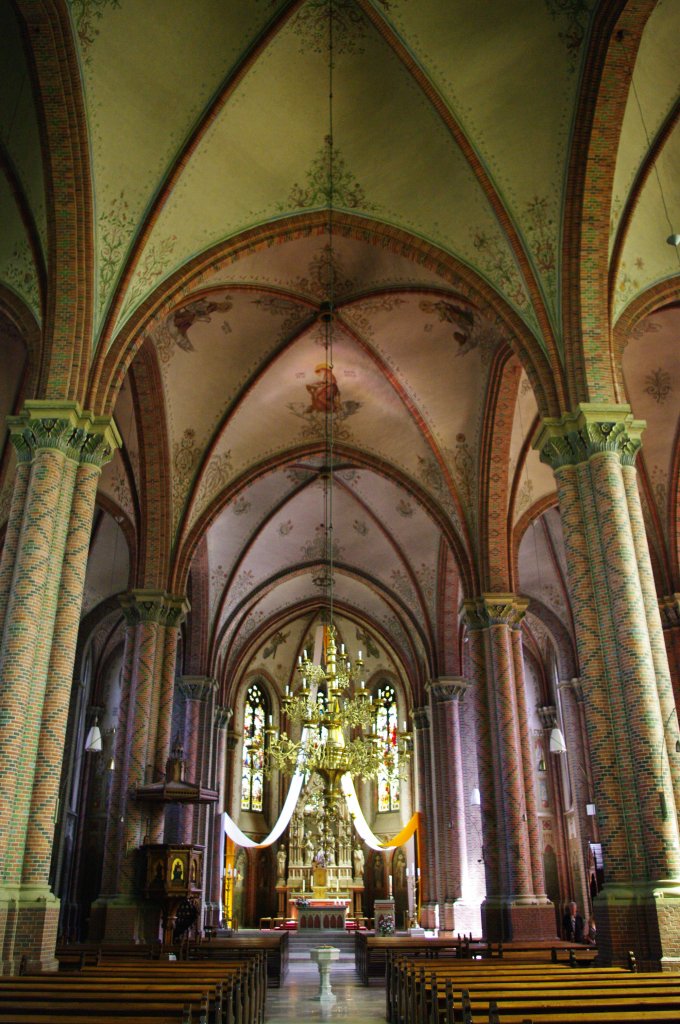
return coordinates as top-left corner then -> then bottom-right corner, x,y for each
377,914 -> 395,936
295,897 -> 311,909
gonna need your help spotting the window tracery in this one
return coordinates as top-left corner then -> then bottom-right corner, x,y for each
375,682 -> 400,812
241,683 -> 267,811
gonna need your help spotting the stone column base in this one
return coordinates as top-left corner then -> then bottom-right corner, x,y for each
420,901 -> 438,929
0,887 -> 60,974
594,881 -> 680,971
90,896 -> 161,945
482,896 -> 557,941
441,900 -> 481,937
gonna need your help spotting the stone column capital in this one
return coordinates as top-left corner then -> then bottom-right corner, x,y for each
412,706 -> 430,731
214,705 -> 233,729
8,400 -> 121,467
558,677 -> 585,702
533,403 -> 644,470
660,594 -> 680,630
177,676 -> 217,702
119,590 -> 190,627
462,594 -> 528,629
536,705 -> 558,729
426,676 -> 468,702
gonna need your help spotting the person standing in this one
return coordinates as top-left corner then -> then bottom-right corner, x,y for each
562,901 -> 584,942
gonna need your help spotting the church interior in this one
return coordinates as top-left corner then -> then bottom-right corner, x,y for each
0,0 -> 679,990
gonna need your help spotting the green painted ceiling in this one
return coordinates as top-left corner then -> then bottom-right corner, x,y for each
1,0 -> 678,345
0,0 -> 677,691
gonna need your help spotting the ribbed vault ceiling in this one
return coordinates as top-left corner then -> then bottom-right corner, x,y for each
0,0 -> 678,704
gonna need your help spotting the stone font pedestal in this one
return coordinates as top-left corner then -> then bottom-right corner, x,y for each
310,945 -> 340,1003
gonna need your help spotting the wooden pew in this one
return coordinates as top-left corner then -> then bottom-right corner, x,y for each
388,954 -> 680,1024
355,932 -> 469,984
187,932 -> 288,988
0,976 -> 206,1024
82,958 -> 263,1024
0,956 -> 262,1024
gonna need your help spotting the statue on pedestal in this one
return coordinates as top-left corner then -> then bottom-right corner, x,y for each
276,844 -> 287,883
353,845 -> 365,882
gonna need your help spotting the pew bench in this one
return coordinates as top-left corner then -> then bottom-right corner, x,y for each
80,959 -> 263,1024
389,954 -> 680,1024
388,955 -> 620,1021
0,1013 -> 191,1024
0,958 -> 260,1024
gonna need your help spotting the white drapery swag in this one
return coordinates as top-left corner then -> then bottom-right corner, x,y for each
222,672 -> 400,852
221,769 -> 393,852
341,773 -> 395,851
222,769 -> 305,848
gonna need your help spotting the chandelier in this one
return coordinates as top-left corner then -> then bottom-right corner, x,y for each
257,0 -> 411,810
265,627 -> 412,805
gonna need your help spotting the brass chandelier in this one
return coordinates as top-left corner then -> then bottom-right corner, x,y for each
265,628 -> 411,806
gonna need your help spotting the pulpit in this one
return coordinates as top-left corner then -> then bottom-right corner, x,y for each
143,843 -> 204,944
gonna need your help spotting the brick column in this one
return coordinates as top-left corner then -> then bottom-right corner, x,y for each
623,466 -> 680,821
0,459 -> 31,640
551,682 -> 595,914
463,596 -> 555,941
147,610 -> 188,844
177,677 -> 216,844
95,590 -> 188,943
465,621 -> 500,911
510,628 -> 547,902
427,678 -> 474,933
176,676 -> 216,930
412,707 -> 436,928
0,402 -> 118,973
207,705 -> 231,927
536,404 -> 680,969
97,620 -> 136,911
660,596 -> 680,711
535,704 -> 574,919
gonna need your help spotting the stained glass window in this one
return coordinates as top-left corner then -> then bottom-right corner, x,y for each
241,683 -> 266,811
375,683 -> 400,812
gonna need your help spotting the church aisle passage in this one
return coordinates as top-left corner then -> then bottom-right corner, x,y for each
266,961 -> 385,1024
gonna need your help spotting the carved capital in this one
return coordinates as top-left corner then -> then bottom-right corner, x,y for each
461,599 -> 485,632
533,403 -> 644,470
558,677 -> 585,702
214,705 -> 233,729
536,705 -> 558,729
660,594 -> 680,630
412,706 -> 430,731
427,676 -> 468,702
8,401 -> 121,467
80,417 -> 121,468
463,594 -> 528,629
178,676 -> 217,702
120,589 -> 190,627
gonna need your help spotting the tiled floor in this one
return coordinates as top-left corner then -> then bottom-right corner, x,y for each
266,960 -> 385,1023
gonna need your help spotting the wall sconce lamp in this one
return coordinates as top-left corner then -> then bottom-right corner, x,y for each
549,727 -> 567,754
470,787 -> 481,806
84,717 -> 103,753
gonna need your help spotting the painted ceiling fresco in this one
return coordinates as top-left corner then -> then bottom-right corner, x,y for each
0,1 -> 678,707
